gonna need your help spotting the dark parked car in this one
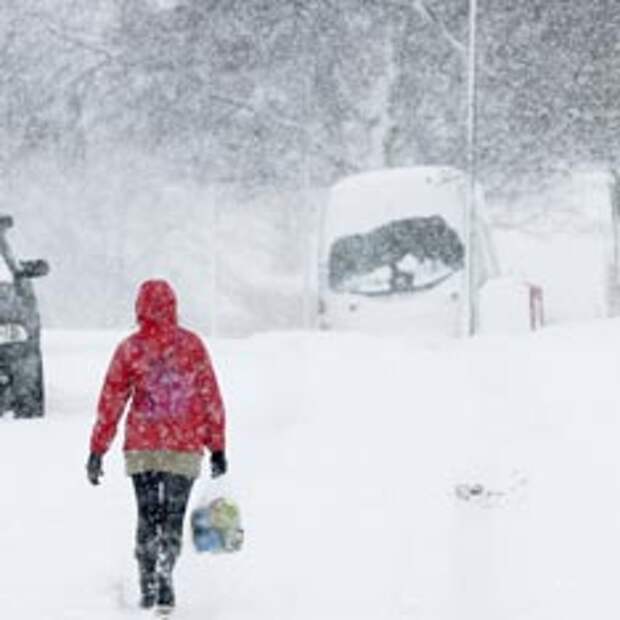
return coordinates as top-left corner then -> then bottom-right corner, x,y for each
0,216 -> 49,418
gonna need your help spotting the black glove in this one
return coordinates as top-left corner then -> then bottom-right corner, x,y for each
210,451 -> 227,478
86,452 -> 103,486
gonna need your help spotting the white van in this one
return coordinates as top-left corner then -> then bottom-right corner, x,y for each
317,167 -> 499,336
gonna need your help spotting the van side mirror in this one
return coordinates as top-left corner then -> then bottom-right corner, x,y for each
17,259 -> 50,278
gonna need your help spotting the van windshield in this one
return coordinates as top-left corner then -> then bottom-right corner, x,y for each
328,216 -> 464,296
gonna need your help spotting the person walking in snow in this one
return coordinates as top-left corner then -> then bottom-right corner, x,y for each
85,279 -> 227,611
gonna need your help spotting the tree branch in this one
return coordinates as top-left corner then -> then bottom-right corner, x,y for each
412,0 -> 467,58
21,10 -> 118,63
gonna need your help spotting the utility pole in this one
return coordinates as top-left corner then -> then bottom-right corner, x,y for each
462,0 -> 478,337
300,5 -> 314,329
301,76 -> 313,329
209,188 -> 218,337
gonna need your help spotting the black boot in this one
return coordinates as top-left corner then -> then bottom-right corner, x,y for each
139,572 -> 156,608
156,548 -> 176,609
156,570 -> 175,609
137,550 -> 157,609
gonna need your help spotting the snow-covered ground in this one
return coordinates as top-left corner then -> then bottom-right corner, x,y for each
2,322 -> 620,619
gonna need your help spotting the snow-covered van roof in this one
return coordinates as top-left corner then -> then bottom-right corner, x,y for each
323,166 -> 482,247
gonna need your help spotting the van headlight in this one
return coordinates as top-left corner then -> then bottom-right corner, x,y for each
0,323 -> 29,344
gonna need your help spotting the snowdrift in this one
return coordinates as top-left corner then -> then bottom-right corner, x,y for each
2,323 -> 620,619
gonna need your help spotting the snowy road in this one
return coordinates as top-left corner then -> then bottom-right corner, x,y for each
2,324 -> 620,619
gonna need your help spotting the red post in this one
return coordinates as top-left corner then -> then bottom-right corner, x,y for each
529,284 -> 544,330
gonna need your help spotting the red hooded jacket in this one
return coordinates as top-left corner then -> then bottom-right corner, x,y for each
90,280 -> 225,456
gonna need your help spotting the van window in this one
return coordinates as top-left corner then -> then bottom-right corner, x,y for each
328,216 -> 464,296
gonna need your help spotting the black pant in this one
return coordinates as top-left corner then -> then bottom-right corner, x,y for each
131,472 -> 194,577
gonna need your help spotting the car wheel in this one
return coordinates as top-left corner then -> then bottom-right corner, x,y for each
13,354 -> 44,418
